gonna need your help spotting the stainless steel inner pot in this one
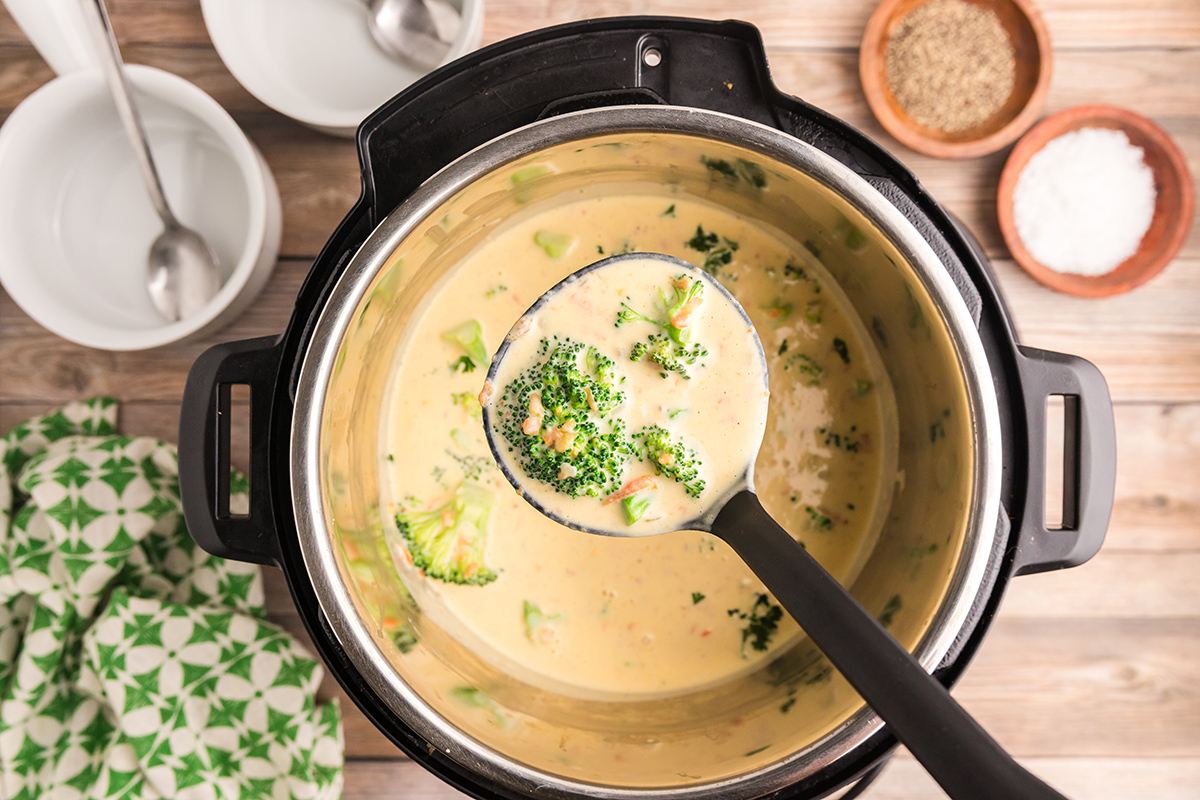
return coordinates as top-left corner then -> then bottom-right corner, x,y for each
288,106 -> 1002,799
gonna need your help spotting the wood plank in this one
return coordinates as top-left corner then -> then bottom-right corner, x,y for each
866,754 -> 1200,799
954,618 -> 1200,758
337,755 -> 1200,799
339,755 -> 1200,799
4,0 -> 1198,51
336,758 -> 1200,800
480,0 -> 1200,51
233,115 -> 362,259
1106,404 -> 1200,552
994,257 -> 1200,404
0,257 -> 307,403
5,45 -> 1198,121
1001,551 -> 1200,619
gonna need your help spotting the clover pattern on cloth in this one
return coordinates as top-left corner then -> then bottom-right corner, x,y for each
0,399 -> 343,800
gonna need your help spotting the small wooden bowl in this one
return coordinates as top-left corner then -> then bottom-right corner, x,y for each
860,0 -> 1052,159
997,105 -> 1195,297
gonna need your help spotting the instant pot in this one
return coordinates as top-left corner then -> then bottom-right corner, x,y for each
178,18 -> 1116,800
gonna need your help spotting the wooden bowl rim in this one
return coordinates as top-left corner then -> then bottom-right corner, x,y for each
859,0 -> 1053,160
996,104 -> 1196,298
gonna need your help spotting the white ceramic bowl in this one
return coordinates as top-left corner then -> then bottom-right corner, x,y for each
201,0 -> 484,137
0,65 -> 282,351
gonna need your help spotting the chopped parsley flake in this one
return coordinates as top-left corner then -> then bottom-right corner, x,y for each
832,337 -> 850,364
818,425 -> 862,453
805,505 -> 833,531
878,594 -> 903,628
728,593 -> 784,657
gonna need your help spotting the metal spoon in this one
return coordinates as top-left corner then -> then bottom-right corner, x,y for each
363,0 -> 462,71
482,253 -> 1073,800
81,0 -> 221,323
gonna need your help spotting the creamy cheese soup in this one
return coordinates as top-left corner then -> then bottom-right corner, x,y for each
483,256 -> 769,536
381,193 -> 897,697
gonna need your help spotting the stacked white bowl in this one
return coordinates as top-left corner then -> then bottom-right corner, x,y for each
0,0 -> 283,350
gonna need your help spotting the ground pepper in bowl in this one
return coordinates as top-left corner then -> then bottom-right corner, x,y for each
885,0 -> 1016,133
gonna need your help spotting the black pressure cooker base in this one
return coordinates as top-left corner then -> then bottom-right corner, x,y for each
178,16 -> 1116,800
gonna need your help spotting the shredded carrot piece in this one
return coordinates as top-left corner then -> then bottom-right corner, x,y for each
603,475 -> 659,505
671,295 -> 704,329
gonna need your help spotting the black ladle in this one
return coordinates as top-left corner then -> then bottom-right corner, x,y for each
481,253 -> 1070,800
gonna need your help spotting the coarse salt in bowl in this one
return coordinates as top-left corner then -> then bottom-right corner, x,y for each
1011,127 -> 1156,276
998,105 -> 1195,297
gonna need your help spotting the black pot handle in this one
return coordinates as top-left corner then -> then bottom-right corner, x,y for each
179,335 -> 284,567
1011,345 -> 1116,576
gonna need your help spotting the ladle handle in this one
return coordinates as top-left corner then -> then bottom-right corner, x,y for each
711,490 -> 1071,800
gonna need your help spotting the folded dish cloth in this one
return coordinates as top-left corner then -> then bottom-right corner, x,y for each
0,399 -> 343,799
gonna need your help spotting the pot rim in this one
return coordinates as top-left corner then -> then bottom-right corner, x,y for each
289,104 -> 1004,799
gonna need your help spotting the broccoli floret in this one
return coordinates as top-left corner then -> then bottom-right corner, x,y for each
523,600 -> 563,645
443,320 -> 489,369
638,424 -> 705,498
498,338 -> 635,497
395,481 -> 498,585
629,333 -> 707,379
617,273 -> 706,346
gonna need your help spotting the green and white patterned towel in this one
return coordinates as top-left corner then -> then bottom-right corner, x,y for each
0,399 -> 343,800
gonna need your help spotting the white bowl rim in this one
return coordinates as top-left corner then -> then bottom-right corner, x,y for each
199,0 -> 484,132
0,64 -> 272,350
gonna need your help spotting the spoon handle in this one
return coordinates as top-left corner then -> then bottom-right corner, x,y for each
79,0 -> 177,227
712,490 -> 1071,800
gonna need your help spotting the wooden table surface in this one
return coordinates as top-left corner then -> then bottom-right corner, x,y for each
1,1 -> 1198,797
